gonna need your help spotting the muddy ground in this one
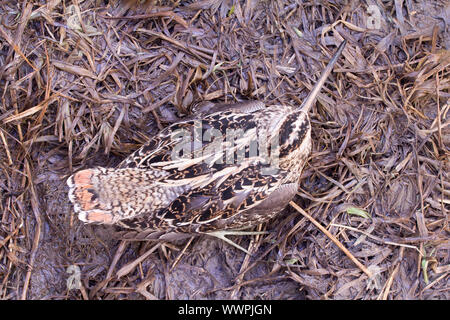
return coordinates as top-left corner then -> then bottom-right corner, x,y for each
0,0 -> 448,299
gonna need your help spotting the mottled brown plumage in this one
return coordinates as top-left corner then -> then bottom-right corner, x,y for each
68,40 -> 346,250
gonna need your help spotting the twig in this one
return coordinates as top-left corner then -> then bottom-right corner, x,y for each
329,223 -> 422,254
21,160 -> 42,300
116,243 -> 161,278
377,247 -> 404,300
170,236 -> 194,272
289,201 -> 373,278
230,224 -> 263,299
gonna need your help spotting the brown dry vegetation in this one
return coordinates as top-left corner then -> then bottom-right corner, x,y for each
0,0 -> 448,300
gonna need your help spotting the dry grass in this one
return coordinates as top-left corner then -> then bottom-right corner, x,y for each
0,0 -> 448,299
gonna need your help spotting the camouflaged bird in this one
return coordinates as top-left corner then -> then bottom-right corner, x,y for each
68,40 -> 347,251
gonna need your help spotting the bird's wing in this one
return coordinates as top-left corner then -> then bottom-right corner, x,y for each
113,108 -> 289,231
119,161 -> 287,232
118,101 -> 266,169
118,109 -> 265,169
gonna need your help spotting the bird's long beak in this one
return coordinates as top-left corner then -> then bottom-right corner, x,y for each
300,39 -> 347,112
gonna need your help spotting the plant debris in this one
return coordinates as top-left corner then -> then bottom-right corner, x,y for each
0,0 -> 448,300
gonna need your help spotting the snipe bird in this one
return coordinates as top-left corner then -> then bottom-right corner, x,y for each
68,40 -> 347,252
